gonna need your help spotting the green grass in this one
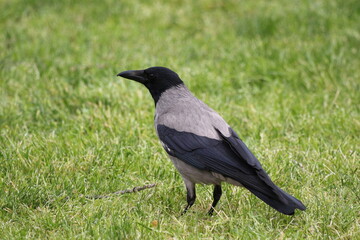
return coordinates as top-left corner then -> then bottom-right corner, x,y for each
1,0 -> 359,239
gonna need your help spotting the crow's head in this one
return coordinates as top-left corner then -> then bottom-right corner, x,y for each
118,66 -> 183,89
117,66 -> 184,103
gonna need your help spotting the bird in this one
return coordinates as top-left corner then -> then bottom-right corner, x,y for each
117,66 -> 306,216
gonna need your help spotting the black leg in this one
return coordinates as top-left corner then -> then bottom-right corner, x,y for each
181,180 -> 196,215
208,185 -> 222,215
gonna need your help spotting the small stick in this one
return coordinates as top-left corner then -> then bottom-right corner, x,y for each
85,183 -> 157,199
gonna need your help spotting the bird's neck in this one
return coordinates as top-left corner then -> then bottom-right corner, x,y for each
148,83 -> 187,105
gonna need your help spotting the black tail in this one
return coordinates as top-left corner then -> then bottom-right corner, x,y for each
217,128 -> 306,215
245,184 -> 306,215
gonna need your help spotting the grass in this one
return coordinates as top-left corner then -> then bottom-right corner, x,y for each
0,0 -> 359,239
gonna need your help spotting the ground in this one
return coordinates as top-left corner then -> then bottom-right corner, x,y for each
0,0 -> 359,239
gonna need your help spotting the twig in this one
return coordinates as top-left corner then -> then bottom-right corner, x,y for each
84,183 -> 157,199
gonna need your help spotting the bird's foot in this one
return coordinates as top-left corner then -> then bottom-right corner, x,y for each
207,207 -> 215,216
180,205 -> 190,216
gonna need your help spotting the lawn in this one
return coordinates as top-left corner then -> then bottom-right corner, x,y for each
0,0 -> 359,239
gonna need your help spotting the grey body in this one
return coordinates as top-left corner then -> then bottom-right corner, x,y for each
154,85 -> 242,214
155,85 -> 242,187
155,85 -> 230,139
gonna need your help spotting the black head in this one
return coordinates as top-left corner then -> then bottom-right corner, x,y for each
117,66 -> 184,103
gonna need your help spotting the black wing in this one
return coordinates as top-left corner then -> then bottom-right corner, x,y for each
157,124 -> 306,215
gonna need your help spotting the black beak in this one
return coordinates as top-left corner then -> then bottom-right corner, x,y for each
117,70 -> 147,84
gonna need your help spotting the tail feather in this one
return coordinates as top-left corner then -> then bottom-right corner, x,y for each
216,128 -> 306,215
246,185 -> 306,215
279,188 -> 306,210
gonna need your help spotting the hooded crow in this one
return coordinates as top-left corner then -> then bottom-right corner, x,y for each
117,66 -> 306,215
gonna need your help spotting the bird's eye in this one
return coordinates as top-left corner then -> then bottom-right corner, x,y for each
148,73 -> 155,79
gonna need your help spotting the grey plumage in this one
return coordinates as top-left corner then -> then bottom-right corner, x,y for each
117,66 -> 306,215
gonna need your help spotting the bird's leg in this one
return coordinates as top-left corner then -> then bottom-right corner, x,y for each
181,179 -> 196,215
208,185 -> 222,215
181,190 -> 196,215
